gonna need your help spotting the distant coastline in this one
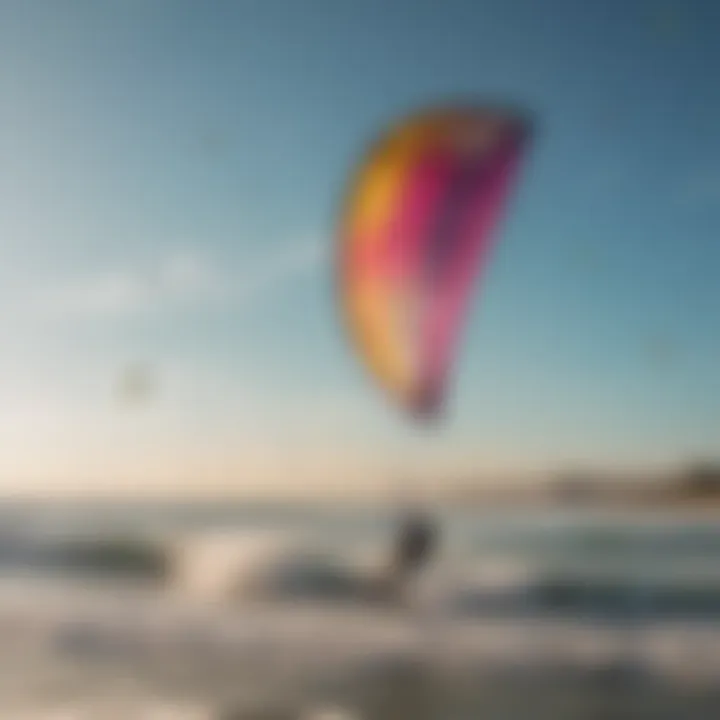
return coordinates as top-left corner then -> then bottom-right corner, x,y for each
0,460 -> 718,513
446,460 -> 720,514
443,494 -> 720,515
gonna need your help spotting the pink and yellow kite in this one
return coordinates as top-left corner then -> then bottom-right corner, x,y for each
337,104 -> 532,421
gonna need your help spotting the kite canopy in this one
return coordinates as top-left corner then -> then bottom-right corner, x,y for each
337,104 -> 531,422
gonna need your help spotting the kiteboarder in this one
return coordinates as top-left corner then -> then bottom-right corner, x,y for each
384,507 -> 438,605
336,105 -> 531,611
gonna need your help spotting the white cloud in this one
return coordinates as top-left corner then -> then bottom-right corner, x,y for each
157,252 -> 216,295
235,236 -> 324,303
31,251 -> 219,317
21,237 -> 324,319
45,271 -> 157,315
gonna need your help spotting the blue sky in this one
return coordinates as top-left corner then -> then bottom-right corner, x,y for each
0,0 -> 718,494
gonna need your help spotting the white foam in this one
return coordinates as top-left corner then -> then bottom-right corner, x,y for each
170,528 -> 300,601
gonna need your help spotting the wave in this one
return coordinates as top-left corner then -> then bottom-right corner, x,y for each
170,529 -> 398,605
450,570 -> 720,620
0,530 -> 170,581
4,526 -> 720,619
0,527 -> 391,602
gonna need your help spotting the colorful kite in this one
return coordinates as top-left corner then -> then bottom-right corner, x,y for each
337,104 -> 532,421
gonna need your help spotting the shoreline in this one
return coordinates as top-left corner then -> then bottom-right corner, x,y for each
444,497 -> 720,515
1,493 -> 720,515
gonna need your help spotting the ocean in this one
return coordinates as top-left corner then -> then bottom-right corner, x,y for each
0,500 -> 719,718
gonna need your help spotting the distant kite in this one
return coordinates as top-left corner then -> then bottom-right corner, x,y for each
337,104 -> 533,421
116,364 -> 156,405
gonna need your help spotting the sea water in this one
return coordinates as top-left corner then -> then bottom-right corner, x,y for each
0,501 -> 719,718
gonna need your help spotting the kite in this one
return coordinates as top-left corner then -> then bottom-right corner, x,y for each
337,104 -> 532,421
116,363 -> 157,406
